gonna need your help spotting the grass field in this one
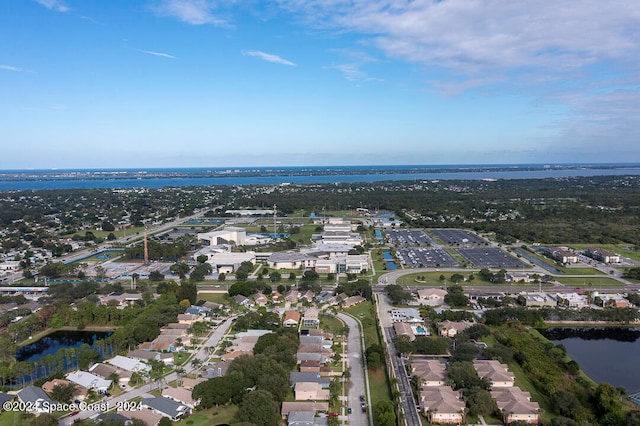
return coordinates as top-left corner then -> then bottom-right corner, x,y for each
182,404 -> 239,425
554,276 -> 622,287
197,292 -> 229,304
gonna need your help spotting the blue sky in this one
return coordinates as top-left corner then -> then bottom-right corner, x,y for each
1,0 -> 639,168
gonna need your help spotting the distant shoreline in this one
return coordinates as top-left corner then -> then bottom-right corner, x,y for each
1,163 -> 639,191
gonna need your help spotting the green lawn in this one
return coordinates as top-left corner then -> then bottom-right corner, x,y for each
174,352 -> 190,365
197,291 -> 229,304
182,405 -> 239,425
554,276 -> 622,287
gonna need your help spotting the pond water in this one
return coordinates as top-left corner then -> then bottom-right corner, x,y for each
16,330 -> 112,363
542,327 -> 640,393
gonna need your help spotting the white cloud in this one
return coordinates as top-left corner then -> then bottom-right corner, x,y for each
0,65 -> 26,72
141,50 -> 177,59
276,0 -> 640,78
152,0 -> 230,26
243,50 -> 296,66
34,0 -> 70,12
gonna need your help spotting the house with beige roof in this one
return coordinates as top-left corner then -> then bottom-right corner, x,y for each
437,320 -> 475,338
302,308 -> 320,327
162,386 -> 199,408
417,288 -> 448,306
294,382 -> 329,401
473,360 -> 515,388
393,322 -> 416,342
281,402 -> 329,419
420,386 -> 465,424
491,387 -> 540,424
411,360 -> 447,387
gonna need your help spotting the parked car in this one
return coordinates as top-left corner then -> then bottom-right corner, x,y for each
347,407 -> 352,414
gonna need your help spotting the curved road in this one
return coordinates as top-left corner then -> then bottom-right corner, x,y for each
58,316 -> 235,425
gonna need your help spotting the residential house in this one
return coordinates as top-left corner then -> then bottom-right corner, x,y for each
473,360 -> 515,388
89,363 -> 132,386
177,313 -> 200,325
420,387 -> 465,424
302,308 -> 320,327
140,396 -> 191,421
417,288 -> 448,306
285,289 -> 299,304
491,387 -> 540,424
341,295 -> 366,308
284,311 -> 301,327
281,402 -> 329,419
118,409 -> 162,426
411,360 -> 447,387
294,382 -> 330,401
107,355 -> 151,373
17,386 -> 54,413
393,322 -> 416,342
290,372 -> 331,389
66,371 -> 111,393
287,411 -> 328,426
437,320 -> 475,338
253,293 -> 268,307
162,387 -> 199,409
41,379 -> 86,400
233,294 -> 254,308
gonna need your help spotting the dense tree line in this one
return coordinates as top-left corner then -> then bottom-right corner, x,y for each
192,328 -> 299,426
483,306 -> 640,326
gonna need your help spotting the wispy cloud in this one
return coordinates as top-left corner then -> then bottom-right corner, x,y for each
141,50 -> 176,59
276,0 -> 640,81
152,0 -> 231,27
34,0 -> 70,12
0,65 -> 26,72
326,48 -> 382,82
243,50 -> 296,66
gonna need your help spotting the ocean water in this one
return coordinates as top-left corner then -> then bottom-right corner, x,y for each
0,164 -> 639,191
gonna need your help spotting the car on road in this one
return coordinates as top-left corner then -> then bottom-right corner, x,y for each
69,411 -> 79,417
359,395 -> 365,402
347,407 -> 352,414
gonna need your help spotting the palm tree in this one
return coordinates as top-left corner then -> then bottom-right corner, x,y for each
175,367 -> 186,386
190,358 -> 203,369
107,372 -> 120,390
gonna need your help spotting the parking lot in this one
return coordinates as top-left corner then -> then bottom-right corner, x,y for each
431,229 -> 486,245
385,229 -> 434,245
456,247 -> 528,268
396,247 -> 459,268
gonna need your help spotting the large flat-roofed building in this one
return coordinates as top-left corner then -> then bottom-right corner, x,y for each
584,247 -> 620,264
541,247 -> 578,264
198,226 -> 247,246
206,251 -> 256,274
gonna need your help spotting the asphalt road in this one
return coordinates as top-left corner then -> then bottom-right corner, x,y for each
376,294 -> 422,426
337,312 -> 372,426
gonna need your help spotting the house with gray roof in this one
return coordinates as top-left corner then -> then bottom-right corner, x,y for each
288,411 -> 328,426
17,386 -> 54,413
290,372 -> 331,388
140,396 -> 191,421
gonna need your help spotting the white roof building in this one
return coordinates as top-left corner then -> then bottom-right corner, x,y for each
197,226 -> 247,246
66,371 -> 111,392
107,355 -> 151,373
